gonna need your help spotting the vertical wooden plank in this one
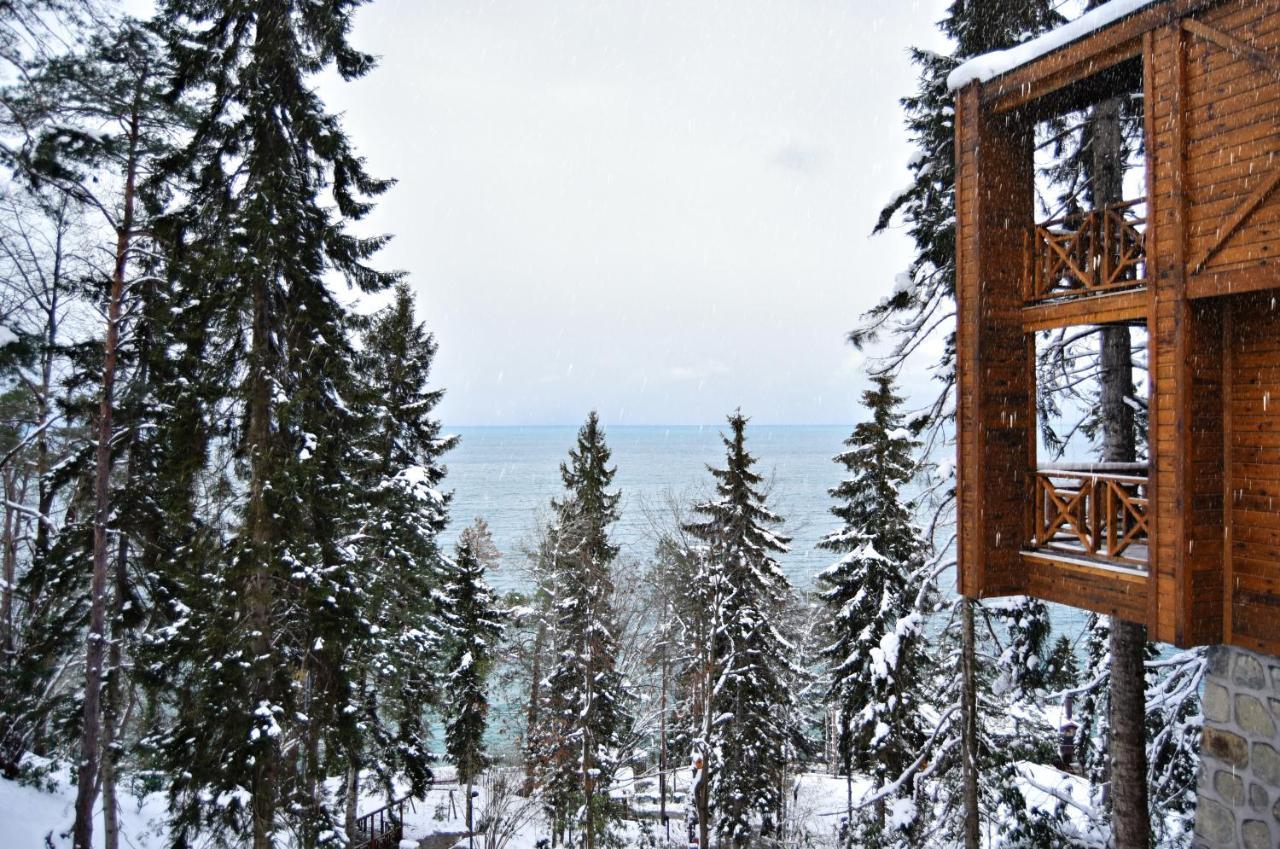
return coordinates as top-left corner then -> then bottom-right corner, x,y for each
1171,20 -> 1191,647
1142,28 -> 1162,636
1222,299 -> 1234,646
955,82 -> 982,598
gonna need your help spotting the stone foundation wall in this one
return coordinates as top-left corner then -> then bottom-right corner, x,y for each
1194,645 -> 1280,849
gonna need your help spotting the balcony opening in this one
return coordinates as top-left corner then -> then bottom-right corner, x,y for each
1024,68 -> 1149,310
1024,197 -> 1147,305
1027,320 -> 1151,573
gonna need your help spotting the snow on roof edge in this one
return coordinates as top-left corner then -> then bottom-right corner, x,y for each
947,0 -> 1161,92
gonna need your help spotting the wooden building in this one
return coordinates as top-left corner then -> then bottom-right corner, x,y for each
953,0 -> 1280,653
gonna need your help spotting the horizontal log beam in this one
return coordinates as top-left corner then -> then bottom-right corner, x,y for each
1021,288 -> 1149,332
1188,266 -> 1280,299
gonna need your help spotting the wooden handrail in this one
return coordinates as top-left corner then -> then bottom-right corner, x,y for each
1024,198 -> 1147,303
1030,467 -> 1149,569
354,795 -> 412,849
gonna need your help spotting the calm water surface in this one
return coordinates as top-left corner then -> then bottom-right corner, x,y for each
443,425 -> 1087,630
443,425 -> 852,594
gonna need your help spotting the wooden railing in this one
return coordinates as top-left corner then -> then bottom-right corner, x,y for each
354,796 -> 410,849
1029,463 -> 1149,569
1024,199 -> 1147,302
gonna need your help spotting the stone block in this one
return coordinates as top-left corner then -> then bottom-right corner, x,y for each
1204,728 -> 1249,770
1241,819 -> 1271,849
1215,769 -> 1245,805
1250,782 -> 1269,812
1255,743 -> 1280,787
1235,652 -> 1266,689
1238,694 -> 1277,738
1209,644 -> 1231,678
1195,797 -> 1236,845
1203,682 -> 1230,723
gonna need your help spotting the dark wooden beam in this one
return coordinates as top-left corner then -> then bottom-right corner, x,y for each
981,0 -> 1220,115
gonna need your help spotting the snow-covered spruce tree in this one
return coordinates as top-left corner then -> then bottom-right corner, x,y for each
541,412 -> 629,849
857,5 -> 1060,848
817,375 -> 930,846
143,1 -> 400,845
444,532 -> 504,843
992,597 -> 1052,702
342,281 -> 459,835
683,411 -> 799,849
1044,636 -> 1081,695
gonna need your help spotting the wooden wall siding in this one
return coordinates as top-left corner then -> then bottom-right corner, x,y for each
1180,3 -> 1280,277
1023,555 -> 1149,623
1186,299 -> 1226,645
1229,293 -> 1280,655
955,0 -> 1280,648
954,86 -> 1035,600
1148,19 -> 1189,644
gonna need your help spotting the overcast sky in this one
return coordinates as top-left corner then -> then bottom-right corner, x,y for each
322,0 -> 953,426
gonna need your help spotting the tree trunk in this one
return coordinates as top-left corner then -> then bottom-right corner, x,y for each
102,534 -> 132,849
844,770 -> 852,849
72,101 -> 139,849
345,758 -> 360,843
1,469 -> 16,657
524,619 -> 546,796
466,778 -> 474,847
658,634 -> 668,838
1090,83 -> 1150,849
960,597 -> 980,849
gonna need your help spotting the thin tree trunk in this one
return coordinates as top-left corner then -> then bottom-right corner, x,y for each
0,469 -> 16,656
466,778 -> 474,846
658,626 -> 668,839
72,101 -> 140,849
345,755 -> 360,842
102,533 -> 132,849
524,619 -> 545,796
960,597 -> 980,849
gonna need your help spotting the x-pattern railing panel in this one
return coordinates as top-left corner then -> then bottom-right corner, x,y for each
1031,467 -> 1149,569
1024,199 -> 1147,302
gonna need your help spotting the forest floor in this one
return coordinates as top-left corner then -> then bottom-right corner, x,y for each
0,757 -> 1087,848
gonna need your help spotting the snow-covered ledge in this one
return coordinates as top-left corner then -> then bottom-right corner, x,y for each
947,0 -> 1160,91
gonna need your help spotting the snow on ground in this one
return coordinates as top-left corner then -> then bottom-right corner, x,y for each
0,759 -> 1100,849
947,0 -> 1159,90
0,759 -> 170,849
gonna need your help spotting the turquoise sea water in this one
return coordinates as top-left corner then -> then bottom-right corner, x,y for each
443,424 -> 854,595
443,425 -> 1087,630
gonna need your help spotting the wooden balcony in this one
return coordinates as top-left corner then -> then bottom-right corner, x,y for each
1027,463 -> 1149,571
1024,199 -> 1147,304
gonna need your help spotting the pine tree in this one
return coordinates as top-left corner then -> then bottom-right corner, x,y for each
993,598 -> 1053,701
144,1 -> 401,845
816,376 -> 930,844
8,18 -> 190,846
540,412 -> 628,849
1044,636 -> 1080,695
444,532 -> 504,843
342,282 -> 459,834
683,411 -> 798,849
